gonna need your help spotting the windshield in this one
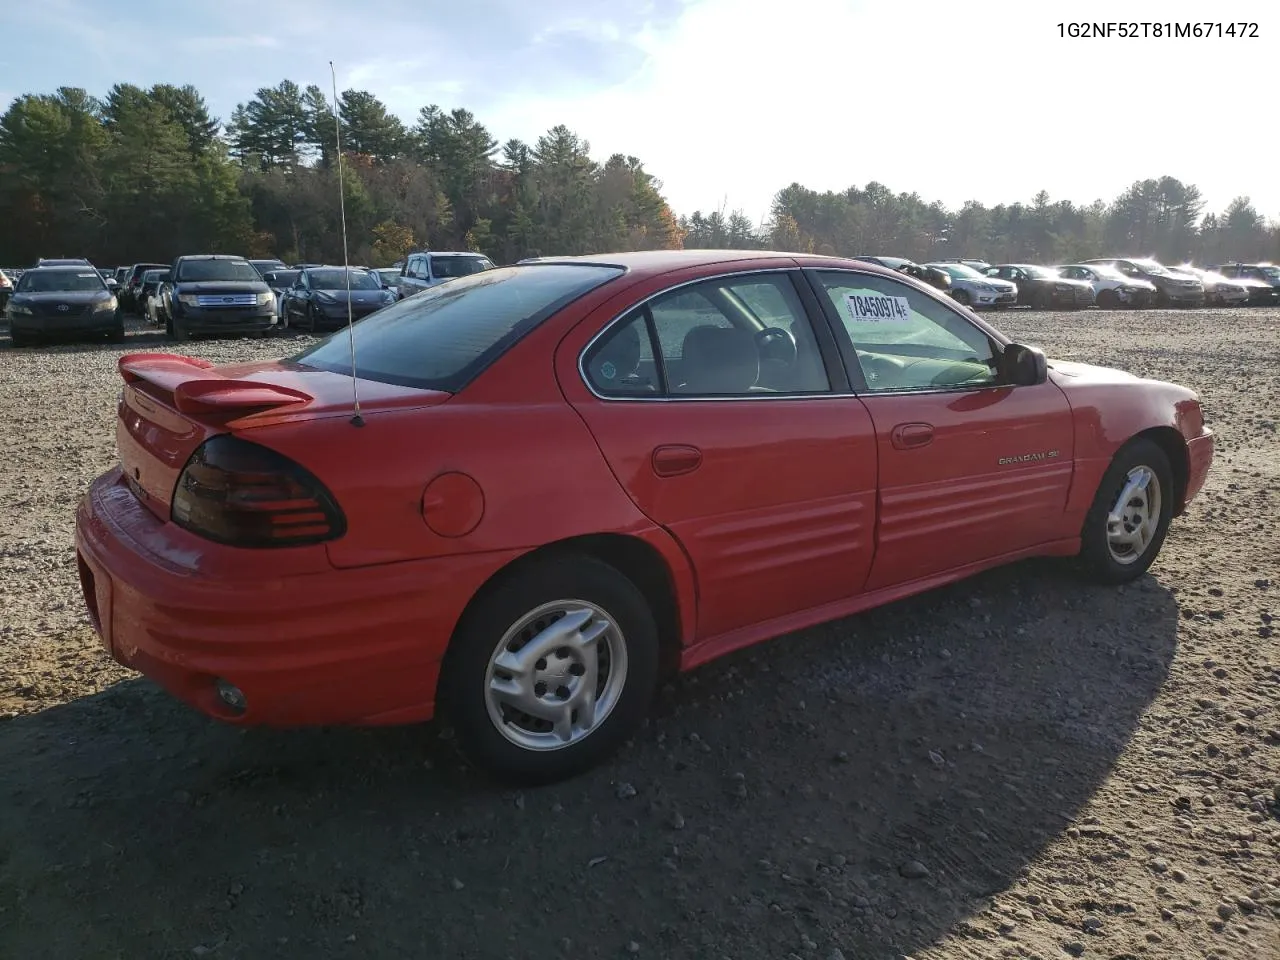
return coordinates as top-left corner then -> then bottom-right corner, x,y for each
292,264 -> 624,393
309,269 -> 380,291
174,259 -> 262,283
430,255 -> 493,280
17,269 -> 107,293
1260,266 -> 1280,280
250,260 -> 286,274
142,270 -> 168,282
375,269 -> 400,283
1130,259 -> 1170,276
931,263 -> 984,280
266,270 -> 299,287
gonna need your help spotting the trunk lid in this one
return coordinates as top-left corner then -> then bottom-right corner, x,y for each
115,352 -> 451,520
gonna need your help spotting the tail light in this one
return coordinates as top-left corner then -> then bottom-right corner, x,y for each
171,435 -> 346,547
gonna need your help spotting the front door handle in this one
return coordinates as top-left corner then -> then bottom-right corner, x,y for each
890,422 -> 934,450
652,444 -> 702,477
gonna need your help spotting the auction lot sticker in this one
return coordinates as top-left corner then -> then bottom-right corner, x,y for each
845,292 -> 913,324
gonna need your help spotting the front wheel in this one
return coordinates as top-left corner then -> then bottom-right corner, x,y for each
952,290 -> 971,307
439,555 -> 660,785
1077,438 -> 1174,585
1096,289 -> 1118,309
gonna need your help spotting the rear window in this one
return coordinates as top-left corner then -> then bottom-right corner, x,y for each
291,264 -> 624,393
430,255 -> 493,279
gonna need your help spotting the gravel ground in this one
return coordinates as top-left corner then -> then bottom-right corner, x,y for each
0,308 -> 1277,960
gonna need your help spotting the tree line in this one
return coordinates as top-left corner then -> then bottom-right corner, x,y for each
1,80 -> 1277,269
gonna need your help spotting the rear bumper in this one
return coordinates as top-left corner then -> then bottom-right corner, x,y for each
74,468 -> 517,727
1183,430 -> 1214,508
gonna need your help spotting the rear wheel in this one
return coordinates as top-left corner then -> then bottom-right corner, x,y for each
1077,438 -> 1174,585
440,555 -> 660,785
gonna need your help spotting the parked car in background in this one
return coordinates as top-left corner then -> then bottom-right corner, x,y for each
261,269 -> 301,326
37,257 -> 93,267
74,250 -> 1214,784
1055,263 -> 1156,308
1209,262 -> 1280,306
113,266 -> 130,288
1079,258 -> 1204,307
0,268 -> 11,310
397,250 -> 495,298
249,259 -> 288,278
933,257 -> 993,274
138,268 -> 170,322
1173,265 -> 1250,307
121,262 -> 168,313
5,265 -> 122,346
924,261 -> 1018,309
369,267 -> 403,300
162,255 -> 277,340
282,266 -> 397,333
852,255 -> 914,270
983,264 -> 1095,309
897,262 -> 952,292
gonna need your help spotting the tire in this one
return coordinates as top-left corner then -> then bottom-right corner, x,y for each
171,315 -> 190,342
952,290 -> 971,307
439,554 -> 661,785
1077,438 -> 1175,585
10,329 -> 30,348
1096,289 -> 1118,309
106,319 -> 125,343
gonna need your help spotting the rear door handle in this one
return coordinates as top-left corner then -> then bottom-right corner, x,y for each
890,422 -> 934,450
652,444 -> 702,477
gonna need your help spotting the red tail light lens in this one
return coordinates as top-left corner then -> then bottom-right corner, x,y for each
171,435 -> 346,547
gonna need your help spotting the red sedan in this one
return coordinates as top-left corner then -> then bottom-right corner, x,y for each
75,251 -> 1214,783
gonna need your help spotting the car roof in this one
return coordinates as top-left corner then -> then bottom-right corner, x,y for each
514,249 -> 911,274
175,254 -> 249,261
22,265 -> 100,273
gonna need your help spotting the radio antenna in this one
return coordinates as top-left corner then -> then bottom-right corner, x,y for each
329,60 -> 363,427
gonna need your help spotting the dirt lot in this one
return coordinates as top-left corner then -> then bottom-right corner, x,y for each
1,307 -> 1277,960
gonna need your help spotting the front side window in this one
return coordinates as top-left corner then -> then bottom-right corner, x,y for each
583,272 -> 831,398
294,264 -> 623,393
813,270 -> 1000,393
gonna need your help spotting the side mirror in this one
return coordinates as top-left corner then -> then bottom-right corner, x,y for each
1002,342 -> 1048,386
106,278 -> 118,288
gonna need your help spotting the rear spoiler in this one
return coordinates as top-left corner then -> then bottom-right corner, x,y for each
118,353 -> 313,415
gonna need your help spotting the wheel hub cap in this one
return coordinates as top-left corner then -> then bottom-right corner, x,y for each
484,600 -> 628,752
1105,465 -> 1162,564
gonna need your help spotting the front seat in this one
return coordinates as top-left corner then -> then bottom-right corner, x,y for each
677,325 -> 759,394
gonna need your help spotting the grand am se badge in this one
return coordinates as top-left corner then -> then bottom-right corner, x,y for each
998,450 -> 1060,465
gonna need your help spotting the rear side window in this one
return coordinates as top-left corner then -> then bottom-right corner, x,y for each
292,264 -> 625,393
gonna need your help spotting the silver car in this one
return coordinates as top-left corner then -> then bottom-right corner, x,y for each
924,262 -> 1018,309
396,251 -> 495,298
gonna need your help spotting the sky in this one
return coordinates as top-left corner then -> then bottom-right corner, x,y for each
1,0 -> 1276,226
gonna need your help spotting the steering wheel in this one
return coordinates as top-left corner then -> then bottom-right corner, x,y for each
755,326 -> 797,365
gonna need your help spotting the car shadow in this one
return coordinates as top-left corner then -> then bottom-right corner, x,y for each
0,560 -> 1179,959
